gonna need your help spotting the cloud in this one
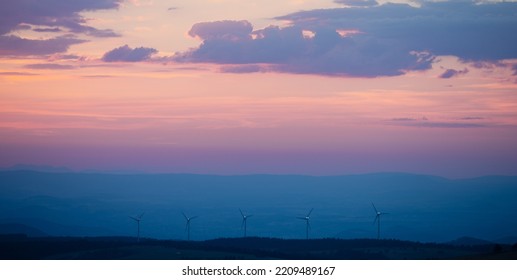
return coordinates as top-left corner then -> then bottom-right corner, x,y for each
388,117 -> 486,128
102,45 -> 158,62
33,27 -> 62,33
439,68 -> 469,79
334,0 -> 378,7
0,0 -> 121,56
220,64 -> 265,74
176,20 -> 435,77
188,20 -> 253,41
175,1 -> 517,77
277,1 -> 517,61
0,35 -> 86,56
0,72 -> 38,76
24,63 -> 76,70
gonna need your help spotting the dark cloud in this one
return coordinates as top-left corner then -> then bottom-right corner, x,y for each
0,72 -> 38,76
176,20 -> 434,77
24,63 -> 76,70
334,0 -> 378,7
102,45 -> 158,62
175,1 -> 517,77
220,64 -> 265,74
33,27 -> 62,33
439,68 -> 469,79
277,1 -> 517,61
188,20 -> 253,41
0,35 -> 86,56
0,0 -> 121,56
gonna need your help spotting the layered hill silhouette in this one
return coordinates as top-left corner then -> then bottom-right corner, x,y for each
0,169 -> 516,243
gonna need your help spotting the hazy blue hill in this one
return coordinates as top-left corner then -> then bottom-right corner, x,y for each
447,236 -> 493,246
0,223 -> 48,237
0,170 -> 516,242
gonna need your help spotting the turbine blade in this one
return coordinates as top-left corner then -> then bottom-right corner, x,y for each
138,212 -> 145,219
373,215 -> 378,225
296,217 -> 306,220
182,212 -> 189,220
241,219 -> 245,229
307,208 -> 314,217
129,216 -> 137,221
239,208 -> 244,218
190,216 -> 198,220
372,203 -> 378,214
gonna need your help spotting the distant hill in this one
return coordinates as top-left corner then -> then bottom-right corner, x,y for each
0,223 -> 48,237
494,236 -> 517,245
0,170 -> 516,242
447,236 -> 493,246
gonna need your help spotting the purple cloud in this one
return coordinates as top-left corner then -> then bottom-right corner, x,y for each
0,72 -> 38,76
439,68 -> 469,79
175,2 -> 517,78
188,20 -> 253,41
220,64 -> 265,74
0,35 -> 86,56
277,2 -> 517,61
33,27 -> 62,33
102,45 -> 158,62
175,20 -> 434,77
24,63 -> 76,70
0,0 -> 121,56
334,0 -> 377,7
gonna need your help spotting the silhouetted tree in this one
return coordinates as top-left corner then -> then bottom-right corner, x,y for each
493,244 -> 503,254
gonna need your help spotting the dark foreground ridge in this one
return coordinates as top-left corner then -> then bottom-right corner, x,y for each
1,234 -> 516,260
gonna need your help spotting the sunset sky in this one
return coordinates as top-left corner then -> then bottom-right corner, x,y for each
1,0 -> 517,178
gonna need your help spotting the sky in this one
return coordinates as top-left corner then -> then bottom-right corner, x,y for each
1,0 -> 517,178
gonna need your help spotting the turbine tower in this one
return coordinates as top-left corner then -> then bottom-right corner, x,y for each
239,209 -> 253,237
183,212 -> 198,241
372,203 -> 388,239
129,213 -> 144,242
297,208 -> 313,240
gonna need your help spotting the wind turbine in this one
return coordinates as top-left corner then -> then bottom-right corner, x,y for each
239,209 -> 253,237
372,203 -> 388,240
183,212 -> 198,241
297,208 -> 313,240
129,212 -> 144,242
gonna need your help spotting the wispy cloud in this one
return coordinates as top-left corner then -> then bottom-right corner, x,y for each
0,72 -> 38,76
0,35 -> 86,56
220,64 -> 265,74
0,0 -> 121,56
24,63 -> 76,70
388,117 -> 486,129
